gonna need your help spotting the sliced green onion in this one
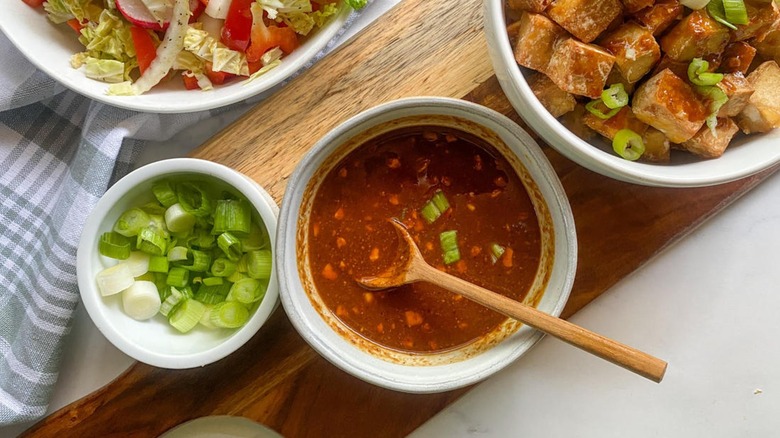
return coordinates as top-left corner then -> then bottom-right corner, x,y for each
140,202 -> 167,216
431,190 -> 450,213
420,201 -> 441,224
114,208 -> 151,237
585,99 -> 621,120
134,272 -> 155,282
136,226 -> 168,256
152,180 -> 178,208
227,270 -> 247,284
164,203 -> 196,234
688,58 -> 724,86
169,299 -> 207,333
707,0 -> 739,30
188,228 -> 215,249
212,199 -> 251,235
124,251 -> 151,277
722,0 -> 748,24
247,250 -> 272,280
121,281 -> 161,320
96,263 -> 134,296
227,278 -> 263,304
490,243 -> 506,265
695,85 -> 730,135
239,221 -> 266,250
166,266 -> 190,288
153,272 -> 168,294
210,301 -> 250,328
99,232 -> 132,260
218,232 -> 242,261
439,230 -> 461,265
612,129 -> 646,161
199,305 -> 216,328
202,277 -> 224,286
176,249 -> 212,272
211,257 -> 237,277
177,183 -> 213,218
195,282 -> 231,304
167,246 -> 189,262
601,83 -> 629,109
148,255 -> 169,273
237,254 -> 248,273
160,287 -> 183,317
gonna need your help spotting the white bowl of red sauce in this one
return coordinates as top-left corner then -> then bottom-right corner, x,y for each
277,97 -> 577,393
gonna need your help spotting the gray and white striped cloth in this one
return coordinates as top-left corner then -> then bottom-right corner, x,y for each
0,8 -> 359,425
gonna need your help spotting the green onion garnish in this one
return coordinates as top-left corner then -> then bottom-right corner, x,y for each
420,190 -> 451,224
439,230 -> 461,265
210,301 -> 250,328
490,243 -> 506,265
218,232 -> 243,261
194,282 -> 231,305
136,226 -> 168,256
612,129 -> 646,161
140,202 -> 167,216
211,257 -> 238,277
585,99 -> 621,120
247,250 -> 272,280
177,182 -> 213,218
227,278 -> 264,304
164,203 -> 196,234
166,266 -> 190,288
240,221 -> 267,251
114,208 -> 151,237
707,0 -> 739,30
688,58 -> 724,86
148,255 -> 170,273
601,83 -> 629,110
431,191 -> 450,213
160,286 -> 185,317
722,0 -> 748,24
176,249 -> 212,272
167,246 -> 189,262
202,277 -> 224,286
212,199 -> 251,235
695,85 -> 730,135
152,180 -> 178,208
188,228 -> 215,249
169,299 -> 207,333
98,232 -> 132,260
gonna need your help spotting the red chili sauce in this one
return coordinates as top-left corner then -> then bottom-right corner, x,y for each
306,126 -> 541,353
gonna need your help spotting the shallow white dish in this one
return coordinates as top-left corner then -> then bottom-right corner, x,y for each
77,158 -> 279,369
483,0 -> 780,187
276,97 -> 577,393
0,2 -> 351,113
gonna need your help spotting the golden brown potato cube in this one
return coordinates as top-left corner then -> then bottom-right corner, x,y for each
509,13 -> 568,74
641,127 -> 671,162
583,106 -> 649,140
732,1 -> 780,41
753,27 -> 780,63
720,42 -> 757,75
547,38 -> 615,98
681,118 -> 739,158
547,0 -> 623,43
600,22 -> 661,83
632,69 -> 708,143
560,104 -> 596,141
716,73 -> 755,117
527,73 -> 577,117
621,0 -> 653,13
736,61 -> 780,134
634,0 -> 684,35
508,0 -> 552,13
660,10 -> 730,62
606,67 -> 636,94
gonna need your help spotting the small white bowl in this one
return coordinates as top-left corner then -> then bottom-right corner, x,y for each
77,158 -> 279,369
277,97 -> 577,393
0,3 -> 351,113
484,0 -> 780,187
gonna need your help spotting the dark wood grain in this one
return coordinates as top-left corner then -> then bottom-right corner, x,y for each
22,0 -> 778,436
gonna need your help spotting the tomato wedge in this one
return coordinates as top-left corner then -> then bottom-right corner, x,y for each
221,0 -> 254,51
246,25 -> 299,62
129,26 -> 157,74
66,19 -> 85,34
22,0 -> 45,7
181,73 -> 200,90
204,62 -> 234,85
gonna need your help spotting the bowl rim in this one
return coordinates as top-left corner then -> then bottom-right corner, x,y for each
483,0 -> 780,187
76,158 -> 280,369
276,96 -> 577,392
0,4 -> 351,113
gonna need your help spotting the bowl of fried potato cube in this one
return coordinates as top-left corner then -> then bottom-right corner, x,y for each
485,0 -> 780,187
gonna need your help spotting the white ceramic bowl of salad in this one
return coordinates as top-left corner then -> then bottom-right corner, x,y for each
77,158 -> 279,369
484,0 -> 780,187
0,0 -> 352,113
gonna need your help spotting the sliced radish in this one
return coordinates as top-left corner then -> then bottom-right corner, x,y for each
116,0 -> 204,31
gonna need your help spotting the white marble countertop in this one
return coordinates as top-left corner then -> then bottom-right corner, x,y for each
5,1 -> 780,436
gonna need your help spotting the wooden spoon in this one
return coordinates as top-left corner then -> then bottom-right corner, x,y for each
357,220 -> 668,383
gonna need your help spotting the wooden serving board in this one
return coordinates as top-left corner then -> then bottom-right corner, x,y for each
24,0 -> 779,436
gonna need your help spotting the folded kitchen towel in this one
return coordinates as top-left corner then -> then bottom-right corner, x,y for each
0,7 -> 360,425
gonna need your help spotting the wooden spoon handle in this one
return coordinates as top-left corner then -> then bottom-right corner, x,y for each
417,265 -> 667,383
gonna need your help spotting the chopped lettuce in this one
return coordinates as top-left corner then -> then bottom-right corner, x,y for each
183,28 -> 249,76
258,0 -> 342,35
246,47 -> 283,83
311,3 -> 340,27
106,81 -> 134,96
246,60 -> 281,83
43,0 -> 100,24
74,9 -> 139,82
83,57 -> 125,82
345,0 -> 367,9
